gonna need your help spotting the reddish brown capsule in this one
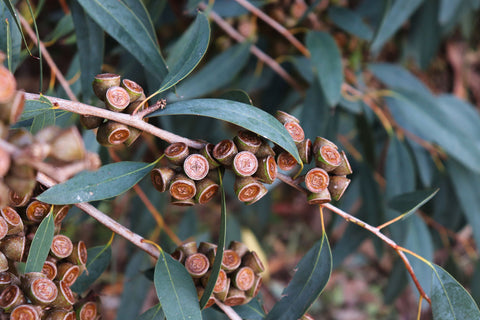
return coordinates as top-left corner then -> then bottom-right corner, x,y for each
201,269 -> 228,294
10,304 -> 42,320
0,235 -> 25,262
80,114 -> 104,130
246,275 -> 263,298
178,241 -> 198,257
56,263 -> 80,286
151,167 -> 175,193
96,120 -> 131,146
171,249 -> 184,263
255,156 -> 277,184
170,198 -> 195,206
92,73 -> 121,101
1,206 -> 23,235
221,249 -> 241,273
255,141 -> 275,158
331,151 -> 353,176
0,90 -> 25,125
169,174 -> 196,201
196,286 -> 215,308
164,142 -> 189,166
232,266 -> 255,291
53,205 -> 71,226
195,178 -> 219,204
233,130 -> 262,154
275,110 -> 299,124
52,281 -> 75,308
185,253 -> 210,278
307,188 -> 331,205
233,151 -> 258,177
42,261 -> 58,281
121,79 -> 144,102
198,242 -> 217,255
242,251 -> 265,274
68,241 -> 88,266
276,152 -> 298,171
229,241 -> 249,258
245,183 -> 268,205
224,287 -> 246,306
44,309 -> 76,320
105,86 -> 130,112
0,216 -> 8,241
284,121 -> 305,143
50,127 -> 86,162
27,278 -> 58,306
0,285 -> 26,312
0,253 -> 9,272
328,176 -> 351,201
315,145 -> 342,172
297,138 -> 312,164
50,235 -> 73,259
215,279 -> 231,301
26,200 -> 51,224
75,301 -> 98,320
213,139 -> 238,166
183,154 -> 209,181
234,176 -> 263,203
200,143 -> 220,169
8,189 -> 32,207
0,272 -> 18,291
305,168 -> 329,193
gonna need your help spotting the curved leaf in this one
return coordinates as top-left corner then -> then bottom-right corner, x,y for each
71,241 -> 112,293
306,31 -> 343,107
24,212 -> 54,273
150,99 -> 301,164
328,6 -> 373,41
0,1 -> 22,71
156,13 -> 210,94
200,171 -> 226,308
154,249 -> 202,320
265,233 -> 331,320
136,303 -> 164,320
37,161 -> 157,204
76,0 -> 167,82
431,264 -> 480,319
233,299 -> 266,320
388,188 -> 439,220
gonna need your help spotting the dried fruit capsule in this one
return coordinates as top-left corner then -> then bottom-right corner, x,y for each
8,189 -> 32,207
0,235 -> 25,261
96,120 -> 131,146
234,176 -> 263,203
52,281 -> 75,308
276,152 -> 298,172
178,241 -> 198,257
229,241 -> 249,258
307,188 -> 331,205
92,73 -> 121,101
245,275 -> 262,298
200,143 -> 220,169
245,183 -> 268,205
331,151 -> 353,176
0,182 -> 10,209
224,287 -> 246,306
196,286 -> 215,308
242,251 -> 265,274
169,174 -> 196,201
183,154 -> 209,181
231,266 -> 255,291
254,155 -> 277,184
213,139 -> 238,166
313,137 -> 341,172
23,275 -> 58,306
0,62 -> 16,104
44,308 -> 76,320
67,241 -> 88,266
0,285 -> 26,312
0,272 -> 18,291
201,269 -> 228,294
170,198 -> 195,206
214,278 -> 230,301
0,90 -> 25,125
164,142 -> 189,166
297,138 -> 312,164
284,121 -> 305,143
56,262 -> 80,286
275,110 -> 299,124
121,79 -> 143,102
10,304 -> 42,320
42,261 -> 58,280
151,167 -> 175,193
50,235 -> 73,260
255,141 -> 275,158
53,205 -> 71,226
105,86 -> 130,112
232,151 -> 258,177
80,114 -> 104,130
184,253 -> 210,278
194,178 -> 219,204
26,200 -> 51,224
0,252 -> 9,272
305,168 -> 329,193
233,130 -> 262,154
1,207 -> 23,235
75,301 -> 98,320
198,242 -> 217,255
0,216 -> 8,241
328,176 -> 351,201
221,249 -> 241,273
50,127 -> 86,162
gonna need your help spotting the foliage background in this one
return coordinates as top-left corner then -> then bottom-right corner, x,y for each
3,0 -> 480,319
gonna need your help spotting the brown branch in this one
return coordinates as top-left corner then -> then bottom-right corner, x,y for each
19,15 -> 78,102
214,299 -> 243,320
23,93 -> 204,149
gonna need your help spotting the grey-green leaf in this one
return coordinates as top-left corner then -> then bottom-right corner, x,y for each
265,233 -> 331,320
328,6 -> 373,41
136,303 -> 165,320
371,0 -> 424,52
233,299 -> 265,320
388,188 -> 438,218
431,264 -> 480,319
157,12 -> 210,93
76,0 -> 167,82
37,161 -> 157,204
150,99 -> 301,164
0,1 -> 22,71
154,249 -> 202,320
71,242 -> 112,293
306,31 -> 343,107
24,212 -> 54,273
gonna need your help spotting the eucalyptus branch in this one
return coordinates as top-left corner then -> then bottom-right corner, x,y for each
276,173 -> 432,304
23,92 -> 204,149
214,299 -> 243,320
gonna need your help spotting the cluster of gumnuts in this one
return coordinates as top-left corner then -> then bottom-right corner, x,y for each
171,241 -> 264,307
0,54 -> 100,319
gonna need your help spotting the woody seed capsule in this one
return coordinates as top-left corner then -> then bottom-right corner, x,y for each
297,138 -> 312,164
246,275 -> 262,298
224,288 -> 246,306
307,188 -> 331,205
275,110 -> 299,124
221,249 -> 241,273
170,197 -> 195,206
1,207 -> 23,235
233,130 -> 262,153
196,286 -> 216,309
201,269 -> 228,294
231,266 -> 255,291
26,277 -> 58,306
331,151 -> 353,176
245,183 -> 268,205
26,200 -> 51,224
164,142 -> 189,166
50,127 -> 86,162
284,121 -> 305,143
92,73 -> 121,101
328,176 -> 351,201
183,154 -> 209,180
305,168 -> 329,193
0,235 -> 25,261
44,308 -> 76,320
10,304 -> 42,320
213,139 -> 238,166
200,143 -> 220,169
214,278 -> 230,301
96,120 -> 131,146
151,167 -> 175,193
121,79 -> 144,102
105,86 -> 130,112
52,281 -> 75,308
169,174 -> 196,201
0,285 -> 26,312
42,261 -> 58,280
276,152 -> 298,171
255,141 -> 275,158
234,176 -> 263,203
56,262 -> 80,286
194,178 -> 219,204
75,301 -> 98,320
184,253 -> 210,278
50,235 -> 73,259
0,63 -> 16,104
242,251 -> 265,274
233,151 -> 258,177
0,252 -> 8,272
254,155 -> 277,184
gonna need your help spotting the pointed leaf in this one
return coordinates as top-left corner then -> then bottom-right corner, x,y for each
388,188 -> 438,219
233,299 -> 266,320
371,0 -> 424,52
200,171 -> 226,308
37,161 -> 157,204
76,0 -> 167,82
150,99 -> 301,164
0,1 -> 22,71
431,264 -> 480,319
154,249 -> 202,320
265,233 -> 331,320
328,6 -> 373,41
136,303 -> 165,320
306,31 -> 343,107
71,242 -> 112,293
156,13 -> 210,93
24,212 -> 54,273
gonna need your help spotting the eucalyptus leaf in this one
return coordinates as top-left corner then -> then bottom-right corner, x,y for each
150,99 -> 301,164
431,264 -> 480,319
71,242 -> 112,293
0,1 -> 21,71
388,189 -> 438,218
37,161 -> 157,204
136,304 -> 165,320
24,212 -> 54,273
233,299 -> 265,319
328,6 -> 373,40
439,0 -> 463,25
76,0 -> 167,82
265,233 -> 331,320
154,249 -> 202,320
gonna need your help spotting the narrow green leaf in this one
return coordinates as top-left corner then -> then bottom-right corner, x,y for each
71,242 -> 112,293
218,90 -> 253,105
150,99 -> 301,164
431,264 -> 480,319
19,99 -> 53,122
439,0 -> 462,25
233,299 -> 266,320
0,1 -> 21,71
44,13 -> 74,42
265,233 -> 332,320
385,136 -> 416,199
200,171 -> 226,308
37,161 -> 157,204
24,212 -> 54,273
388,189 -> 439,219
328,6 -> 373,41
154,250 -> 202,320
369,63 -> 430,95
168,42 -> 251,101
306,31 -> 343,107
155,12 -> 210,94
1,0 -> 32,57
371,0 -> 424,52
120,0 -> 157,43
76,0 -> 167,82
136,303 -> 165,320
70,1 -> 104,102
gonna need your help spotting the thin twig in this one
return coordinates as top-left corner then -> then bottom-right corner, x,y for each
199,3 -> 304,93
23,93 -> 204,149
19,15 -> 78,101
214,299 -> 243,320
36,172 -> 161,259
